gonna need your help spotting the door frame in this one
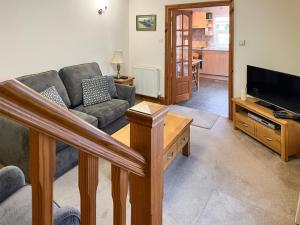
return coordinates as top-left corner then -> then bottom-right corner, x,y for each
165,0 -> 234,119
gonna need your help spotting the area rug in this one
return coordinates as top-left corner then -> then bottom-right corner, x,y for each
168,105 -> 219,129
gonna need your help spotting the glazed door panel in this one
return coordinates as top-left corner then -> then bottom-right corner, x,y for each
172,10 -> 193,104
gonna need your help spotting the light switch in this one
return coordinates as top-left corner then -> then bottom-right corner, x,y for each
239,40 -> 246,46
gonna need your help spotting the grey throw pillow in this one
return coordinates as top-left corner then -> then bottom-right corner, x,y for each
82,77 -> 112,107
107,76 -> 118,98
40,86 -> 68,110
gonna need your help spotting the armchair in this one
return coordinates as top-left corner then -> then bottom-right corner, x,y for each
0,166 -> 80,225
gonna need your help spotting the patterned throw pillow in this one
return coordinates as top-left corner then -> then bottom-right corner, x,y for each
40,86 -> 68,110
107,76 -> 118,98
82,77 -> 112,107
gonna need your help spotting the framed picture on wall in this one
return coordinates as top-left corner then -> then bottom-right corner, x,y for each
136,15 -> 157,31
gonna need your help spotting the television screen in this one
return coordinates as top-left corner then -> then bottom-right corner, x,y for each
247,65 -> 300,114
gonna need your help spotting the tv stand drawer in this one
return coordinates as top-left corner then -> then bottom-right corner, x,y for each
256,123 -> 281,153
235,113 -> 255,136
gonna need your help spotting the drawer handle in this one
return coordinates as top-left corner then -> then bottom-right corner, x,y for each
240,122 -> 249,127
266,137 -> 273,141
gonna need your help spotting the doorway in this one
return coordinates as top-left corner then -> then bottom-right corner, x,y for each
165,1 -> 234,119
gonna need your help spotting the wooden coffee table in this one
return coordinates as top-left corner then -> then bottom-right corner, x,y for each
112,112 -> 193,170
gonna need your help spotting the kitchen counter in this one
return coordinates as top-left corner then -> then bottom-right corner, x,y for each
202,47 -> 229,52
193,47 -> 229,52
201,50 -> 229,77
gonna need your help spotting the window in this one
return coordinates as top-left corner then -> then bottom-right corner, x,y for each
214,16 -> 230,46
218,33 -> 230,45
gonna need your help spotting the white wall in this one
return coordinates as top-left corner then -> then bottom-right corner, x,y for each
1,0 -> 299,95
129,0 -> 300,97
234,0 -> 300,96
129,0 -> 220,97
0,0 -> 129,81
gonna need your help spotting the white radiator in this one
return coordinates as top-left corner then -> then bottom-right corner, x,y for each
132,66 -> 160,98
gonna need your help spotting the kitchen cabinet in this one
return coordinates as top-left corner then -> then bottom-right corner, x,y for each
192,12 -> 207,29
192,12 -> 214,36
205,19 -> 214,36
201,50 -> 229,76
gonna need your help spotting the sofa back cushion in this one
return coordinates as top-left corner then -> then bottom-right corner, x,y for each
59,62 -> 102,107
17,70 -> 71,107
40,86 -> 69,110
82,77 -> 112,107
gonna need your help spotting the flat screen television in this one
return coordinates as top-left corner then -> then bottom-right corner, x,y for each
247,65 -> 300,115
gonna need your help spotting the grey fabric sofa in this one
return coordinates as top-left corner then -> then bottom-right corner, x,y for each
0,166 -> 80,225
0,62 -> 135,181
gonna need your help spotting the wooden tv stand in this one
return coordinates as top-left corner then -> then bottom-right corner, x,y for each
233,98 -> 300,161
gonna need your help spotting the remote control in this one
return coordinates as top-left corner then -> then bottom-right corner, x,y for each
273,111 -> 300,120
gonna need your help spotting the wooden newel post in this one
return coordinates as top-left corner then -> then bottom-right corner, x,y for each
126,102 -> 169,225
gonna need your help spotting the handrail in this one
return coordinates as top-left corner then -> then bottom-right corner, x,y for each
0,79 -> 146,176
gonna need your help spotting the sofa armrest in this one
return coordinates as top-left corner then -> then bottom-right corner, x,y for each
0,166 -> 26,203
0,117 -> 30,180
115,84 -> 136,107
54,206 -> 80,225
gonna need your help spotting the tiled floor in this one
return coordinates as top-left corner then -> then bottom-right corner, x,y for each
178,77 -> 228,117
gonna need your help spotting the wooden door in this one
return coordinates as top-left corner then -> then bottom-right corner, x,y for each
172,10 -> 193,104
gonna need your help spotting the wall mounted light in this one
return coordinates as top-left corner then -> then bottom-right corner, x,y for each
96,0 -> 108,15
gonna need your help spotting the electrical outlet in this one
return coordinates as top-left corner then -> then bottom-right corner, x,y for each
239,40 -> 246,46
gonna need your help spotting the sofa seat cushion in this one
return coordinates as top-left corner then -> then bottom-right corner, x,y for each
59,63 -> 102,107
17,70 -> 71,107
56,141 -> 68,152
69,109 -> 98,127
0,186 -> 80,225
75,99 -> 130,128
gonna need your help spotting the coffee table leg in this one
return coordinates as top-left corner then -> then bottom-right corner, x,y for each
182,141 -> 190,157
182,127 -> 190,157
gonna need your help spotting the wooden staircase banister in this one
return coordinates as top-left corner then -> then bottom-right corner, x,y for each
0,79 -> 146,176
0,79 -> 168,225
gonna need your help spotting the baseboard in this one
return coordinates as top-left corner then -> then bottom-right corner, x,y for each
136,94 -> 166,105
199,74 -> 228,81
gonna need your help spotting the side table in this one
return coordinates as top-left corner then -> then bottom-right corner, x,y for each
114,76 -> 135,86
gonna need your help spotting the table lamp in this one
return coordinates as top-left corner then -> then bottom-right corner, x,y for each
111,51 -> 124,79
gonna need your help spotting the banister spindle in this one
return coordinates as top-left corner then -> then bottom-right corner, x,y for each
111,165 -> 128,225
29,129 -> 56,225
78,151 -> 99,225
126,102 -> 168,225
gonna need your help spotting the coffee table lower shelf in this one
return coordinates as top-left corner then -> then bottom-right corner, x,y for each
112,112 -> 193,170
